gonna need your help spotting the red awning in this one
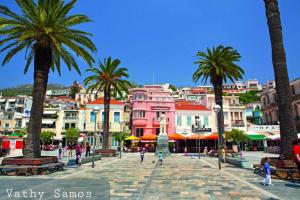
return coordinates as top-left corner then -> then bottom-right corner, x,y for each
140,135 -> 157,140
168,133 -> 186,140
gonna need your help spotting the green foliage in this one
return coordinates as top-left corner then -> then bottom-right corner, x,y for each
84,57 -> 132,98
40,131 -> 55,144
0,0 -> 96,75
237,90 -> 260,104
65,128 -> 80,140
0,84 -> 67,97
69,81 -> 81,99
112,132 -> 128,143
193,45 -> 244,85
169,84 -> 177,91
225,129 -> 247,145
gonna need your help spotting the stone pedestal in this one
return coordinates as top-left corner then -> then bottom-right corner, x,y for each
156,134 -> 170,156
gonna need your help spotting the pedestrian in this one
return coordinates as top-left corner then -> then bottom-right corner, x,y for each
262,157 -> 272,186
203,146 -> 208,157
85,142 -> 91,157
221,147 -> 226,163
75,143 -> 82,167
140,149 -> 145,163
184,147 -> 187,156
292,140 -> 300,176
158,151 -> 164,166
58,142 -> 62,159
68,143 -> 73,158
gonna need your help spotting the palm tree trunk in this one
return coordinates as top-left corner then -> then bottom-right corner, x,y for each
264,0 -> 297,158
214,78 -> 225,146
23,43 -> 52,158
102,87 -> 111,149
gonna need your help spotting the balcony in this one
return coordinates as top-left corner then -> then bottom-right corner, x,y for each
63,116 -> 78,121
231,120 -> 245,127
132,118 -> 147,126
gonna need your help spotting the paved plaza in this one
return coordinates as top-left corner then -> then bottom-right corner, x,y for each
0,153 -> 300,200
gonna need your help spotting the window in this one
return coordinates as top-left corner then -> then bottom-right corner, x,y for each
177,116 -> 182,126
136,128 -> 144,137
291,85 -> 295,95
102,112 -> 104,122
71,123 -> 76,128
204,116 -> 209,126
133,110 -> 145,118
187,116 -> 191,126
114,112 -> 120,123
90,112 -> 96,122
65,123 -> 70,130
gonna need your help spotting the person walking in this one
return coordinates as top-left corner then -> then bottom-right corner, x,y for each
203,146 -> 208,157
85,142 -> 91,157
158,151 -> 164,166
58,142 -> 62,159
75,143 -> 82,167
68,143 -> 73,158
140,149 -> 145,163
292,140 -> 300,175
262,157 -> 272,186
221,147 -> 226,163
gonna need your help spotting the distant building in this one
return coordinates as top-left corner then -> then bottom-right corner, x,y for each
261,78 -> 300,131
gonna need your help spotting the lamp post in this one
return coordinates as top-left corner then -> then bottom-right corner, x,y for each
195,119 -> 201,159
92,106 -> 100,168
212,104 -> 222,170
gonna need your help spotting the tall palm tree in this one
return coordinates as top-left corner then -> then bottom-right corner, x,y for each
193,45 -> 244,148
264,0 -> 298,158
0,0 -> 96,158
84,57 -> 131,149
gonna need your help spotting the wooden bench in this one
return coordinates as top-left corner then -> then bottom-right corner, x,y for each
0,162 -> 64,176
275,167 -> 299,180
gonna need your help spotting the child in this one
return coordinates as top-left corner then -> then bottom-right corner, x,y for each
158,151 -> 164,166
140,149 -> 145,163
262,157 -> 272,186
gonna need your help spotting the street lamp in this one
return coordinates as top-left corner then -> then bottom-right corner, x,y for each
195,119 -> 201,159
92,106 -> 100,168
212,104 -> 222,170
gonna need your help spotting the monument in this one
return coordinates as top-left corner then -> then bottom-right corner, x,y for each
156,112 -> 170,155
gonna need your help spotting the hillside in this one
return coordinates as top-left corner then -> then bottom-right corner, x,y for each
0,84 -> 68,97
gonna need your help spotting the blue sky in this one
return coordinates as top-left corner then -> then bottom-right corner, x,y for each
0,0 -> 300,88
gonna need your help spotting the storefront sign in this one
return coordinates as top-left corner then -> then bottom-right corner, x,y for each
249,125 -> 279,132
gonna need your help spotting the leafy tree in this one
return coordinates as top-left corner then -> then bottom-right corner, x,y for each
69,81 -> 81,99
225,129 -> 247,147
112,132 -> 128,158
0,0 -> 96,158
193,46 -> 244,149
238,90 -> 260,104
264,0 -> 298,158
40,131 -> 55,145
169,84 -> 177,92
84,57 -> 132,149
65,128 -> 80,144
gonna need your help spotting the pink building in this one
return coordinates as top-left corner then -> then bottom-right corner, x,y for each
130,85 -> 176,138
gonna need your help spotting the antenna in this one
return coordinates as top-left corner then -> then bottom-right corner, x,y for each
152,72 -> 155,85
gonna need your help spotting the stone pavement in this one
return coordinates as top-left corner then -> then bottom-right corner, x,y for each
0,153 -> 299,200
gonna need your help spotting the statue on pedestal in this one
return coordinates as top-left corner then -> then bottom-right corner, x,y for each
159,112 -> 167,135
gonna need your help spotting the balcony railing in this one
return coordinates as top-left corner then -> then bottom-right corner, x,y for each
63,116 -> 78,120
231,120 -> 245,127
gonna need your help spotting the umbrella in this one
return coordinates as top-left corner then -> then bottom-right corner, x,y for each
125,135 -> 140,141
8,132 -> 20,137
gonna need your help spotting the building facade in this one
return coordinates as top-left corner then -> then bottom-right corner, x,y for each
130,85 -> 176,137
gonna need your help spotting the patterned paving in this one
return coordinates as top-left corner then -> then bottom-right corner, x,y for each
1,153 -> 299,200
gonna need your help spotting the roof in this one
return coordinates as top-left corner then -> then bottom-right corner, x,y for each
175,101 -> 210,111
87,98 -> 124,105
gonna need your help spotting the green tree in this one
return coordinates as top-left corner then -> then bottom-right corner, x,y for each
238,90 -> 260,104
225,129 -> 247,148
84,57 -> 132,149
65,128 -> 80,144
169,84 -> 177,92
69,81 -> 81,99
193,46 -> 244,148
264,0 -> 298,158
112,132 -> 128,158
0,0 -> 96,158
40,131 -> 55,145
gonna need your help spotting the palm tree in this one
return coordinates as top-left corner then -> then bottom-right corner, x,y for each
0,0 -> 96,158
193,45 -> 244,147
84,57 -> 131,149
264,0 -> 297,158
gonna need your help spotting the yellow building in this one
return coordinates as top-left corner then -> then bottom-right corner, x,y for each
85,98 -> 125,149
